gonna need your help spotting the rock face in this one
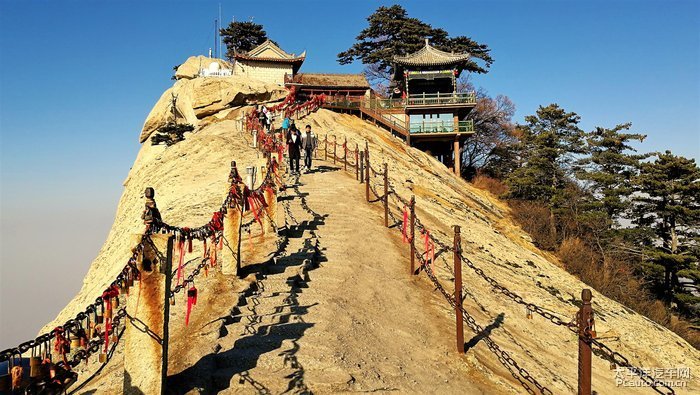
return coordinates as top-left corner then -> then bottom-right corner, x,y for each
39,73 -> 700,394
139,65 -> 287,143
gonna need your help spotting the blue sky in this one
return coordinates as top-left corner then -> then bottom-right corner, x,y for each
0,0 -> 698,346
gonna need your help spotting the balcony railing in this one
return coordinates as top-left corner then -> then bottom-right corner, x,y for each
457,120 -> 475,133
368,97 -> 404,110
407,92 -> 476,106
409,119 -> 474,134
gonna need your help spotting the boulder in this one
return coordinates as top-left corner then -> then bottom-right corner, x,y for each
139,69 -> 287,143
175,55 -> 233,80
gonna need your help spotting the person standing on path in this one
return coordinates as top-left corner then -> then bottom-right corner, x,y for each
265,107 -> 273,132
287,127 -> 302,174
301,125 -> 317,172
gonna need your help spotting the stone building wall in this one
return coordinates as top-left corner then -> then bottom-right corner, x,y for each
234,60 -> 291,86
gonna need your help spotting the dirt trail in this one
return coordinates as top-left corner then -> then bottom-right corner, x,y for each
168,159 -> 504,394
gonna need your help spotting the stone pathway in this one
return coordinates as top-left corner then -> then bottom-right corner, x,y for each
170,159 -> 493,394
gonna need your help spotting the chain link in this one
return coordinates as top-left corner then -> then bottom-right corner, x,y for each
590,338 -> 675,394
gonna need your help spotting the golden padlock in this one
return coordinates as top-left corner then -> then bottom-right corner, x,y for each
70,335 -> 80,350
29,356 -> 42,378
105,302 -> 113,320
170,296 -> 175,306
98,353 -> 106,363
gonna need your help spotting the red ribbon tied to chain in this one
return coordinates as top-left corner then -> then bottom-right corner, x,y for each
176,236 -> 185,286
185,284 -> 198,326
209,211 -> 224,233
53,327 -> 70,368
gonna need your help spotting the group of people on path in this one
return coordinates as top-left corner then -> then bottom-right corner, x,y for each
257,105 -> 273,132
282,117 -> 317,175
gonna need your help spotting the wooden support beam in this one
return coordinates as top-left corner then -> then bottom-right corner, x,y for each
453,137 -> 461,177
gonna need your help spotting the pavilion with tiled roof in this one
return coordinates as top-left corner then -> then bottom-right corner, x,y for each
390,39 -> 478,176
233,40 -> 306,85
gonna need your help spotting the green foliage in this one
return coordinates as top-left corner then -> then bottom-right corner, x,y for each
505,104 -> 585,206
150,123 -> 195,146
490,101 -> 700,326
577,124 -> 648,222
220,21 -> 276,60
337,5 -> 493,84
632,152 -> 700,304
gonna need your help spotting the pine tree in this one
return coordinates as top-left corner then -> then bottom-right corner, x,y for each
506,104 -> 585,204
220,21 -> 275,60
633,151 -> 700,310
337,5 -> 492,86
575,124 -> 648,234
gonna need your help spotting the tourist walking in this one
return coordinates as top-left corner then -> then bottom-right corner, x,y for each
301,125 -> 317,172
257,106 -> 267,131
265,108 -> 273,132
287,127 -> 302,174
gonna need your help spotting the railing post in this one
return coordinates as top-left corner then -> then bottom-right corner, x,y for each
333,137 -> 337,165
324,135 -> 328,161
344,137 -> 348,172
409,196 -> 416,275
454,225 -> 464,353
125,188 -> 172,395
355,143 -> 359,180
365,145 -> 370,202
359,151 -> 364,184
577,289 -> 594,395
383,163 -> 389,227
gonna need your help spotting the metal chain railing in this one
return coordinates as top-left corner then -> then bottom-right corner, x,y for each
590,338 -> 675,394
321,133 -> 681,395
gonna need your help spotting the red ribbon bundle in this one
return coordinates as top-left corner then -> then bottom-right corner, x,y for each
209,211 -> 224,233
209,234 -> 217,267
244,187 -> 268,228
176,237 -> 185,286
185,285 -> 197,326
101,285 -> 119,353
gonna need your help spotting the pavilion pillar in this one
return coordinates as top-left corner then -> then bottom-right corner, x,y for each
405,113 -> 411,146
453,137 -> 461,177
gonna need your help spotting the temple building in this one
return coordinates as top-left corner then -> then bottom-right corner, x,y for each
233,40 -> 306,86
391,39 -> 476,175
285,73 -> 370,101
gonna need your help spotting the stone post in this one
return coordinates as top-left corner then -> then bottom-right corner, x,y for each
221,163 -> 243,276
124,188 -> 173,395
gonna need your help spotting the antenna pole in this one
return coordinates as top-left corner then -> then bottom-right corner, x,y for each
218,3 -> 222,59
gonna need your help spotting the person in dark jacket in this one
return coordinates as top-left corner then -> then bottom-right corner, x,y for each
301,125 -> 317,172
287,127 -> 302,174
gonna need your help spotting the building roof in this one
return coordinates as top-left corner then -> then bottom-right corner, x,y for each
288,73 -> 369,88
393,39 -> 470,67
234,40 -> 306,71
